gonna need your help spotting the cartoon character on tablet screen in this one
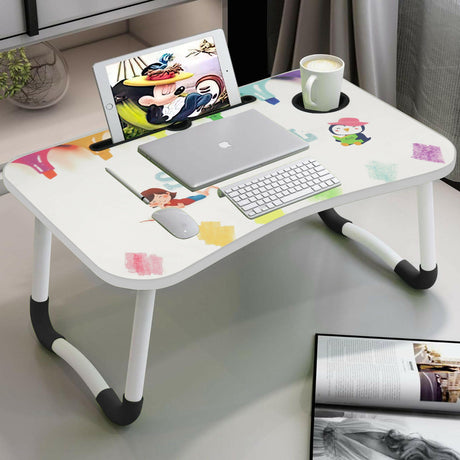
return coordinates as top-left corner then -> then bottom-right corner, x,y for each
112,67 -> 226,139
114,65 -> 211,126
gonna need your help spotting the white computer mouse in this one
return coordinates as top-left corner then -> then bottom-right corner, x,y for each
152,207 -> 199,239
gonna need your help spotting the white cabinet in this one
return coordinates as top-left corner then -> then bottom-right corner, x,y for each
38,0 -> 150,28
0,0 -> 194,50
1,1 -> 26,40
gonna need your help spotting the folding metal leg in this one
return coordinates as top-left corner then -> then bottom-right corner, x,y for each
30,218 -> 155,425
32,217 -> 52,303
318,182 -> 438,289
417,182 -> 436,272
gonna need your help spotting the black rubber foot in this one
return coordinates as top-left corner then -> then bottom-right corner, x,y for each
96,388 -> 143,426
394,260 -> 438,290
30,297 -> 64,350
318,208 -> 352,235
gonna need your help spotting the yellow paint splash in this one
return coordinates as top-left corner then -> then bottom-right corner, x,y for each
152,130 -> 167,139
254,209 -> 284,224
198,222 -> 235,246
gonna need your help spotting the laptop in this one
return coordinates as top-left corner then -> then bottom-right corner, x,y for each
137,109 -> 309,191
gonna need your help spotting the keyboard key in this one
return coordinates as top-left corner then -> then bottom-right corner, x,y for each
281,189 -> 312,203
242,202 -> 258,211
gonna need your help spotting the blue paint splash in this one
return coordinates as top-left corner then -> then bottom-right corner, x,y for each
155,171 -> 183,189
366,161 -> 398,182
289,129 -> 317,142
239,78 -> 280,105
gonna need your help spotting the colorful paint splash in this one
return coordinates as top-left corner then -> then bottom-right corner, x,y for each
207,112 -> 223,120
152,130 -> 167,139
13,148 -> 57,179
273,69 -> 301,80
154,171 -> 183,190
254,209 -> 284,224
289,129 -> 318,142
309,187 -> 342,201
69,131 -> 113,160
13,132 -> 114,179
125,252 -> 163,276
198,222 -> 235,246
69,131 -> 108,147
239,78 -> 280,105
71,131 -> 113,161
366,161 -> 398,182
412,143 -> 444,163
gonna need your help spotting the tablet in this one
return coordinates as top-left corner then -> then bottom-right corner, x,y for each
93,29 -> 241,144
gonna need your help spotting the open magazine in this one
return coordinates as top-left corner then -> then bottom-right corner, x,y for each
311,334 -> 460,459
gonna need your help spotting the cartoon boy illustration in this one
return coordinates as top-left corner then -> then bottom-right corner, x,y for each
122,63 -> 212,125
141,186 -> 217,209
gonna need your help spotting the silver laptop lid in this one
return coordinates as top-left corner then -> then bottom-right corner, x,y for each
138,109 -> 309,191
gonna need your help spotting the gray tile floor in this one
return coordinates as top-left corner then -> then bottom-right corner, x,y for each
1,180 -> 459,459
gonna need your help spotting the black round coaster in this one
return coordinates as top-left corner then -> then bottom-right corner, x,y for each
292,92 -> 350,113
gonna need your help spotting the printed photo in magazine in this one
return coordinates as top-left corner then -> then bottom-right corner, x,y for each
312,407 -> 460,459
311,334 -> 460,459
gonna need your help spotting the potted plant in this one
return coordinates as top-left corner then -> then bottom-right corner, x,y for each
0,48 -> 31,99
0,42 -> 69,109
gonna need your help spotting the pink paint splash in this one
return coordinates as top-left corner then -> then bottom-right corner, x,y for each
412,143 -> 444,163
125,253 -> 163,276
12,144 -> 88,179
13,148 -> 57,179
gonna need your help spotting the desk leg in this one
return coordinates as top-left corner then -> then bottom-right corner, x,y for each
29,219 -> 155,425
318,182 -> 437,289
95,290 -> 155,425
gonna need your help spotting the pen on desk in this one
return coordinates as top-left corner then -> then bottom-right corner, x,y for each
105,167 -> 150,205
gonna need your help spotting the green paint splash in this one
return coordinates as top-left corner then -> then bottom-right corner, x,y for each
309,187 -> 343,201
366,161 -> 398,182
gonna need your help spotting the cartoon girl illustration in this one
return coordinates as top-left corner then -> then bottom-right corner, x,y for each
141,186 -> 217,209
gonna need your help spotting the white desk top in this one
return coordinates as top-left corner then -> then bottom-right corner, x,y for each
4,72 -> 456,290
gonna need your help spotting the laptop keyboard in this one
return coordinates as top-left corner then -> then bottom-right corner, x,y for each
220,158 -> 341,219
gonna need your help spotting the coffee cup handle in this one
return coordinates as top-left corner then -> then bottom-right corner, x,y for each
304,75 -> 317,107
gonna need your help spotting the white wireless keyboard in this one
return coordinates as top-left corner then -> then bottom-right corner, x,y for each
220,158 -> 341,219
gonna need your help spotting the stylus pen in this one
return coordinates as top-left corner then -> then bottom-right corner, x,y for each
105,167 -> 150,204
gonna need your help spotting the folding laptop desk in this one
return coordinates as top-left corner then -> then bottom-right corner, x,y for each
3,71 -> 456,425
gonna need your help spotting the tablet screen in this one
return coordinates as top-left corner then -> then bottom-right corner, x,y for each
99,33 -> 238,142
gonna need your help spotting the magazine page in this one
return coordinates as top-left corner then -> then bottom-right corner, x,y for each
315,334 -> 460,412
311,406 -> 460,459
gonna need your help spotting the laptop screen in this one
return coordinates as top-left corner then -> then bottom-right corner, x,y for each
104,35 -> 233,141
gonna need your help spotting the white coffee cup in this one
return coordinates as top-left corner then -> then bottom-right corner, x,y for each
300,54 -> 344,112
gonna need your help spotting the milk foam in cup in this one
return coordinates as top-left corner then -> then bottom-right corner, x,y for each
304,59 -> 342,72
